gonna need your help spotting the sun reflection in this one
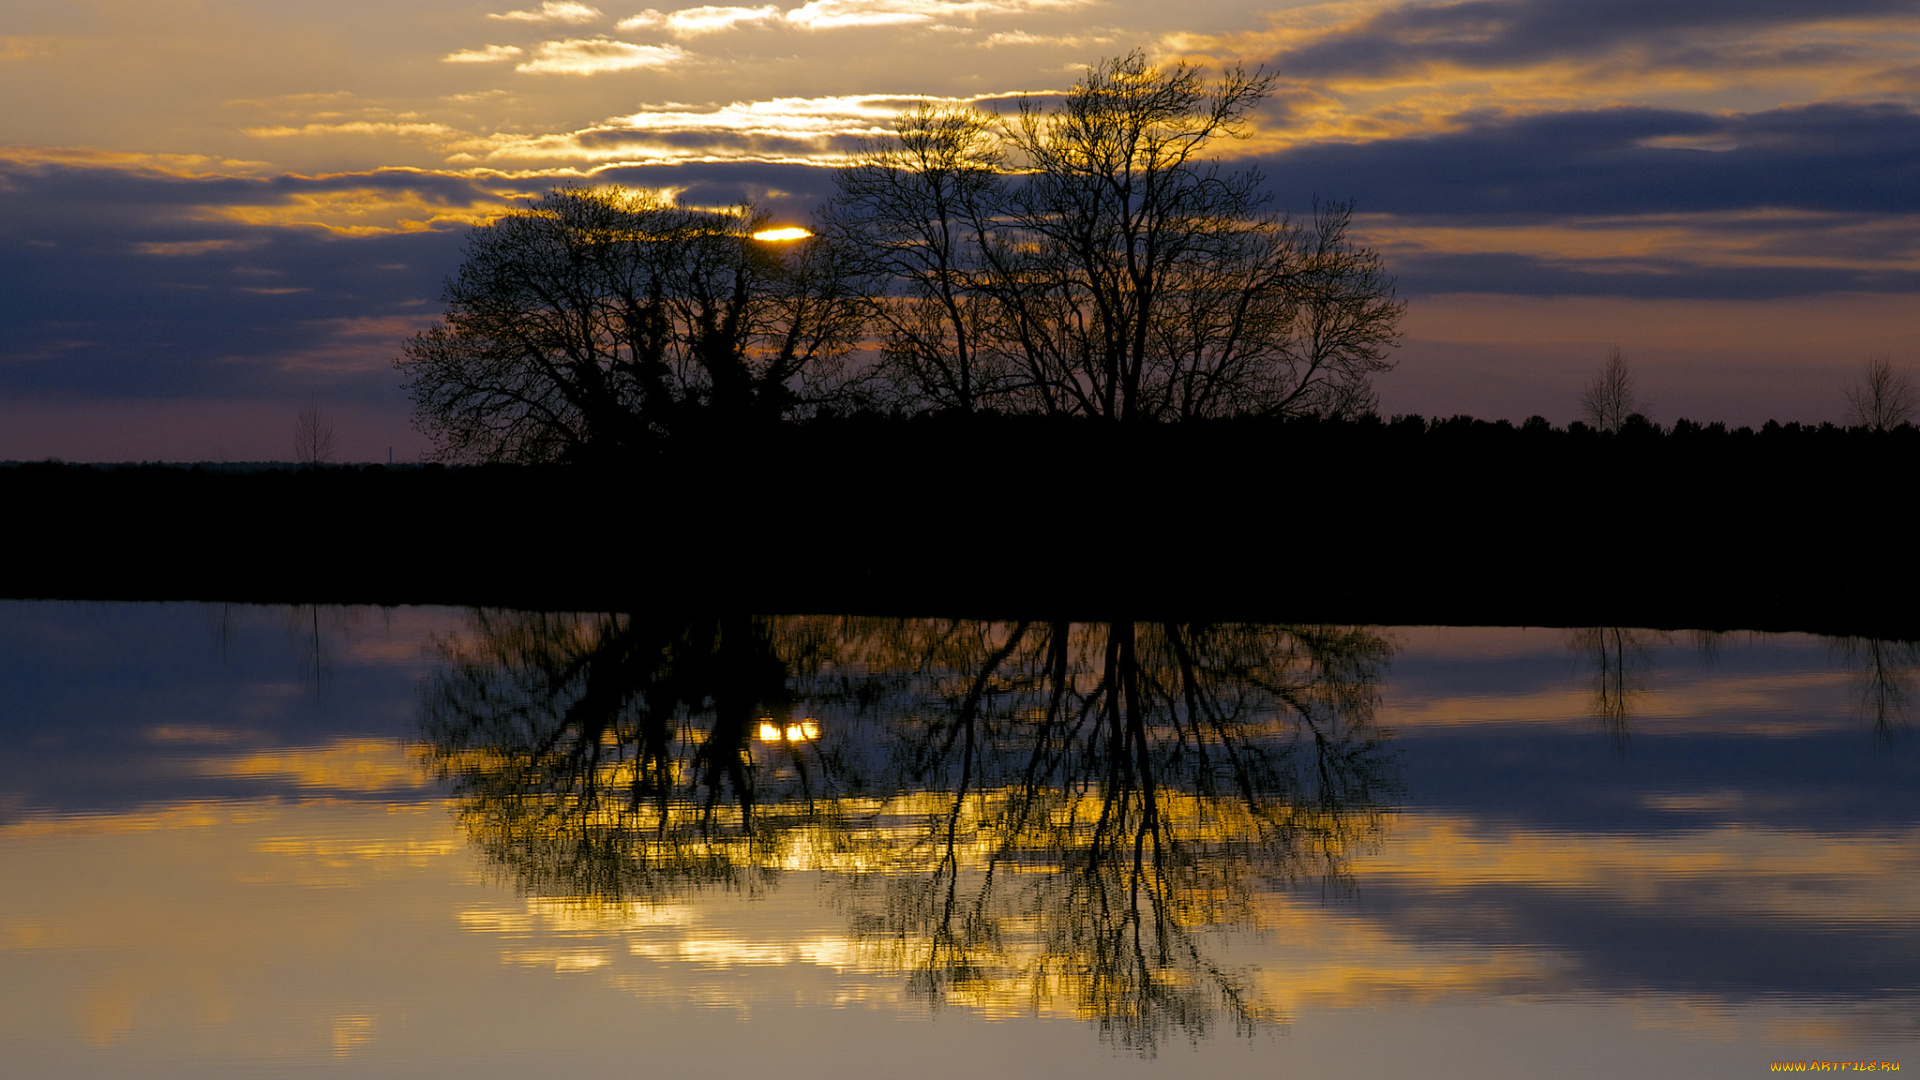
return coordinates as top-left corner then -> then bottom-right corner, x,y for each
756,719 -> 820,741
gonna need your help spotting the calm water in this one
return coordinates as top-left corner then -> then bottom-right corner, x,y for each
1,602 -> 1915,1079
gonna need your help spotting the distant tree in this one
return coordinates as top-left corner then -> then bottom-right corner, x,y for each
397,186 -> 866,463
292,405 -> 335,465
825,52 -> 1403,421
1578,348 -> 1649,433
1844,356 -> 1915,432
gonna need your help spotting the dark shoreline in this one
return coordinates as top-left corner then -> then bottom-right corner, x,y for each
7,414 -> 1917,637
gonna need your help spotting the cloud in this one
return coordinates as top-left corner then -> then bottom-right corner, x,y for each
465,93 -> 945,161
0,159 -> 494,405
979,29 -> 1117,48
132,238 -> 268,257
1258,102 -> 1920,219
489,1 -> 606,23
1252,0 -> 1920,82
618,5 -> 782,34
1384,249 -> 1920,299
444,45 -> 526,63
558,0 -> 1097,40
782,0 -> 935,28
243,122 -> 458,141
515,37 -> 690,73
205,186 -> 507,236
1,35 -> 62,60
1233,100 -> 1920,299
781,0 -> 1090,30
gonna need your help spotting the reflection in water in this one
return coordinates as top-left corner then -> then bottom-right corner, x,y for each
209,602 -> 376,701
419,613 -> 1399,1051
1834,636 -> 1920,747
1566,627 -> 1912,751
1568,627 -> 1662,749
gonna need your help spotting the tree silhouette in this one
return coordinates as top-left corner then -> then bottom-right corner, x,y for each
823,103 -> 1011,413
397,187 -> 866,462
292,405 -> 335,465
1578,348 -> 1649,433
824,52 -> 1403,421
1845,356 -> 1916,432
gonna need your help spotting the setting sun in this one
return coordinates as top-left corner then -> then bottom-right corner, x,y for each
751,227 -> 812,242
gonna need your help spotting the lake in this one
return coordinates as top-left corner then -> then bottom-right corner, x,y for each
1,601 -> 1914,1078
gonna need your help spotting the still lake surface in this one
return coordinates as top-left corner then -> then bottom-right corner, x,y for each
1,601 -> 1915,1079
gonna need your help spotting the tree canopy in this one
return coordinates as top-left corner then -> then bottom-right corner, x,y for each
398,188 -> 864,463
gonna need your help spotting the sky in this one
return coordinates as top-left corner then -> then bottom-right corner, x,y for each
2,0 -> 1917,461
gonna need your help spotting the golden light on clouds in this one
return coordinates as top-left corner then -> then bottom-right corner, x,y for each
516,38 -> 691,74
620,5 -> 784,35
444,44 -> 526,63
610,0 -> 1098,34
490,1 -> 606,23
204,187 -> 513,236
457,93 -> 936,162
244,121 -> 457,142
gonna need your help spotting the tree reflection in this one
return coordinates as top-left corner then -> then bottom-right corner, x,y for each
419,611 -> 1399,1051
1832,636 -> 1920,748
1568,627 -> 1663,750
418,611 -> 820,900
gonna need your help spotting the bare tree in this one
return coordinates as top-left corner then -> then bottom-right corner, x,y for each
824,52 -> 1403,420
822,104 -> 1011,413
989,52 -> 1402,421
1844,356 -> 1916,432
293,405 -> 335,465
1578,348 -> 1649,433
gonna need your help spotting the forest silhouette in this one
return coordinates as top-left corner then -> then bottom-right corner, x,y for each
5,411 -> 1919,634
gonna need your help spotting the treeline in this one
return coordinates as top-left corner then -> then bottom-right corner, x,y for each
6,412 -> 1917,634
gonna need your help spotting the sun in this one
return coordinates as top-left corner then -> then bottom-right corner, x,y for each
751,227 -> 813,241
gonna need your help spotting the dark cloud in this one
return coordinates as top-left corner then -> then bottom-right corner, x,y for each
0,159 -> 845,402
1387,251 -> 1920,298
567,128 -> 870,161
0,162 -> 513,220
1247,101 -> 1920,296
0,163 -> 481,399
0,225 -> 461,399
1258,102 -> 1920,217
1269,0 -> 1920,79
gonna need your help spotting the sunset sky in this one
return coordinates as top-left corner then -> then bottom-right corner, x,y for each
3,0 -> 1917,460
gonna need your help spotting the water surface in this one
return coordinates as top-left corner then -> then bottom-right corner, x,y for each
1,603 -> 1914,1078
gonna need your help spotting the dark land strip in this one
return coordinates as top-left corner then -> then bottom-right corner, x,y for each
5,415 -> 1916,637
